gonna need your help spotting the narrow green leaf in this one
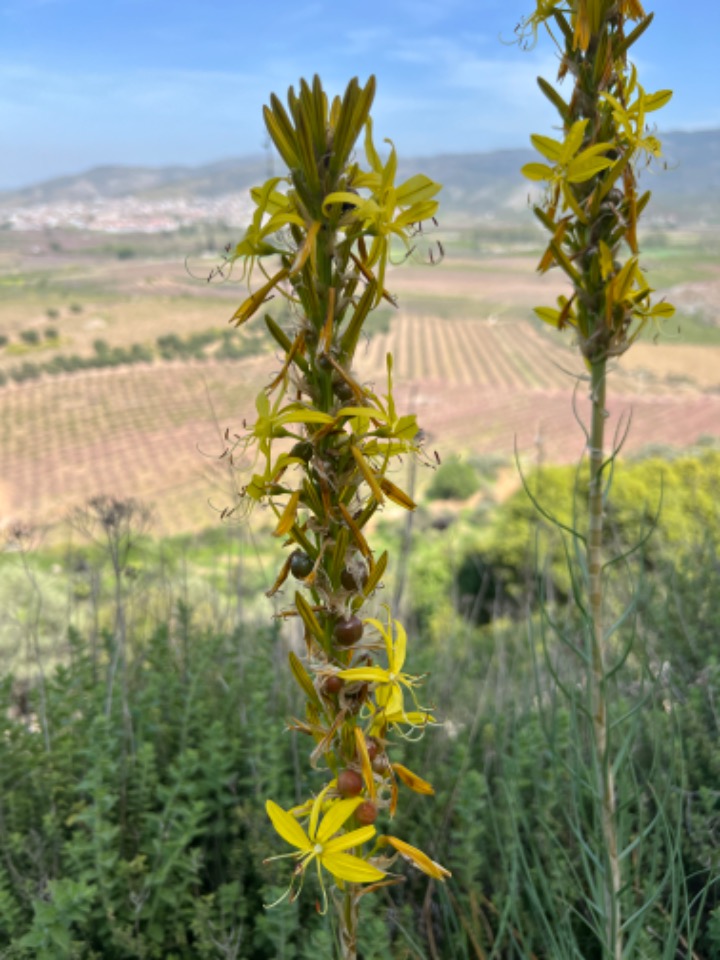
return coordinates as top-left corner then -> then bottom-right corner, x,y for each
537,76 -> 570,122
289,651 -> 321,706
534,307 -> 562,327
295,591 -> 325,644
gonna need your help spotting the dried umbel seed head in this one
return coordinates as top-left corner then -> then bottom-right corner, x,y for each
334,615 -> 364,646
290,550 -> 314,579
340,565 -> 368,592
337,769 -> 364,797
355,801 -> 378,826
322,674 -> 344,696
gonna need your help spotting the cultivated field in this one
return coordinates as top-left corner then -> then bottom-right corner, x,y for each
1,226 -> 719,537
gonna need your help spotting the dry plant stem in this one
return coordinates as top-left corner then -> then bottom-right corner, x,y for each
589,358 -> 621,960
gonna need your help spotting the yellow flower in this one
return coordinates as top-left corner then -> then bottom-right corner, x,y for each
337,614 -> 421,716
322,118 -> 441,303
264,794 -> 385,909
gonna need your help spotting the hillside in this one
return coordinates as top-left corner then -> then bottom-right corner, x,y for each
1,129 -> 718,226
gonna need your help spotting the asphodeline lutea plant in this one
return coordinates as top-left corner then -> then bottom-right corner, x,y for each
518,3 -> 672,958
220,75 -> 449,958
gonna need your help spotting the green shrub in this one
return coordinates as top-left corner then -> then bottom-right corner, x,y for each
426,456 -> 480,501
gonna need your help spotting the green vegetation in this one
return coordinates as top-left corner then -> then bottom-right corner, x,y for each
0,326 -> 267,386
1,447 -> 719,956
426,455 -> 480,501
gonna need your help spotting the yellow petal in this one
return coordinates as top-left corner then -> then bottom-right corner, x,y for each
392,763 -> 435,795
315,797 -> 364,844
337,667 -> 391,685
266,800 -> 310,852
521,162 -> 553,182
351,445 -> 385,504
391,620 -> 407,672
290,220 -> 321,275
381,836 -> 451,880
231,267 -> 289,326
272,491 -> 301,538
375,683 -> 404,716
322,852 -> 386,883
355,728 -> 376,800
323,825 -> 376,855
378,477 -> 416,510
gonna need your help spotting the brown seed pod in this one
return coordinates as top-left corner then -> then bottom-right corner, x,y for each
337,768 -> 363,797
340,565 -> 369,592
334,615 -> 364,646
371,753 -> 389,775
290,550 -> 314,579
333,378 -> 355,402
355,801 -> 378,825
322,674 -> 344,696
364,737 -> 380,762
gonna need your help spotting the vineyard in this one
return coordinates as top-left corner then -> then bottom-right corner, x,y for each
1,221 -> 719,536
2,308 -> 720,536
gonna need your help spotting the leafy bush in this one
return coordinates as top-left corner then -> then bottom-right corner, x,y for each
19,329 -> 40,345
0,505 -> 718,956
9,361 -> 42,383
426,456 -> 480,501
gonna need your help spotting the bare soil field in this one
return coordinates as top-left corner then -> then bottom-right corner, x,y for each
1,227 -> 719,536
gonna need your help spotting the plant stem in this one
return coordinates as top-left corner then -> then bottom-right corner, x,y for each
588,358 -> 621,960
339,886 -> 358,960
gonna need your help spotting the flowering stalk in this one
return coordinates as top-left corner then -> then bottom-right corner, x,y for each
222,76 -> 449,957
519,3 -> 673,957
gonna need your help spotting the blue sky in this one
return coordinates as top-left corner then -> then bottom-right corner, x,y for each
0,0 -> 718,190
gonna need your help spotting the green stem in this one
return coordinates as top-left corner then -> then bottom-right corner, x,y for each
338,885 -> 358,960
588,359 -> 621,960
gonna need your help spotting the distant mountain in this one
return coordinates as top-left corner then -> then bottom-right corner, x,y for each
0,156 -> 269,207
1,129 -> 718,225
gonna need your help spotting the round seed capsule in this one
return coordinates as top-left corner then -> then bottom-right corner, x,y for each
340,565 -> 368,592
371,753 -> 389,775
337,769 -> 363,797
334,615 -> 364,646
289,551 -> 314,579
355,801 -> 378,826
323,674 -> 344,696
364,737 -> 380,762
333,379 -> 354,402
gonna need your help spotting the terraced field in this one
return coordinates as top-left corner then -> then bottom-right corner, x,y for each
2,228 -> 719,537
